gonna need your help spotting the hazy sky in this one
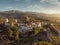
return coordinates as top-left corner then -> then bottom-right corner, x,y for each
0,0 -> 60,14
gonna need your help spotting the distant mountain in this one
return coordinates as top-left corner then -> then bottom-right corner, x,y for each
0,10 -> 47,19
0,10 -> 60,22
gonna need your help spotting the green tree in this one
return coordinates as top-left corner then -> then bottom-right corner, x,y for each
11,26 -> 20,40
8,29 -> 13,37
11,26 -> 18,32
15,31 -> 20,40
33,27 -> 41,35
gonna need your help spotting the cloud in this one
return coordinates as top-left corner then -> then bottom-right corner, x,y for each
7,7 -> 13,9
25,0 -> 30,1
13,0 -> 20,1
4,7 -> 19,10
27,4 -> 47,12
1,0 -> 60,14
27,4 -> 60,14
27,4 -> 41,9
40,0 -> 60,6
13,0 -> 31,2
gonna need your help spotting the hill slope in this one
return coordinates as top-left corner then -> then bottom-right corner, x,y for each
0,10 -> 60,22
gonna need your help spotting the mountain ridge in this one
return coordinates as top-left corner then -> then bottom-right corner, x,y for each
0,10 -> 60,21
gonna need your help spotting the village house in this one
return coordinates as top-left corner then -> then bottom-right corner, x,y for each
17,24 -> 32,33
31,21 -> 42,28
2,17 -> 42,33
2,18 -> 18,27
17,21 -> 42,33
5,18 -> 9,23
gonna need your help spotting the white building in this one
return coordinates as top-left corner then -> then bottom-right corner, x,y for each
5,18 -> 9,23
15,19 -> 18,23
18,24 -> 32,33
31,22 -> 42,28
